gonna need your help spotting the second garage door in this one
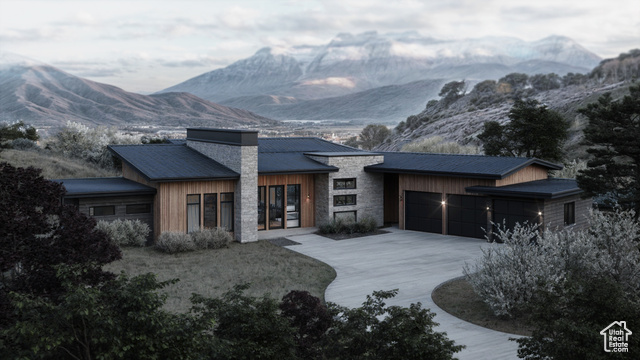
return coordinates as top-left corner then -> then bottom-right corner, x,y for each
447,195 -> 487,239
405,191 -> 442,234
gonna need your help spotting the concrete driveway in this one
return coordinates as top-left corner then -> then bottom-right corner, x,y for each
284,227 -> 520,360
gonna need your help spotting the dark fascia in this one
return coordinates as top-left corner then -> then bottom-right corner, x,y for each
258,168 -> 339,176
465,186 -> 584,199
304,151 -> 381,157
186,127 -> 258,146
62,190 -> 156,199
364,158 -> 563,180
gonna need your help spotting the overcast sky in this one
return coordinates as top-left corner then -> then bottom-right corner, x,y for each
1,0 -> 638,93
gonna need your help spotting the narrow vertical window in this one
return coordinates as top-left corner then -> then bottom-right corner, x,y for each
287,184 -> 300,228
187,194 -> 200,233
220,193 -> 234,231
204,194 -> 217,229
564,202 -> 575,225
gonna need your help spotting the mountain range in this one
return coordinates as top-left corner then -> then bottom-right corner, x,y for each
1,32 -> 603,129
158,32 -> 601,121
0,53 -> 277,130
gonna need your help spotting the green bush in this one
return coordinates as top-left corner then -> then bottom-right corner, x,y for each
155,231 -> 196,253
97,219 -> 150,247
190,227 -> 233,250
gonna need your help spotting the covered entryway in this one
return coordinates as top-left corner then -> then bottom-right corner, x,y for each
447,195 -> 487,239
492,198 -> 541,232
405,191 -> 442,233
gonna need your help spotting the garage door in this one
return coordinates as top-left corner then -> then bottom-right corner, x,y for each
492,199 -> 541,233
405,191 -> 442,234
447,195 -> 487,239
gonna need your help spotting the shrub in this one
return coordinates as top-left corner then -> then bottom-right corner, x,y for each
10,138 -> 39,151
97,219 -> 150,247
318,216 -> 378,235
190,227 -> 233,250
464,209 -> 640,318
155,231 -> 196,253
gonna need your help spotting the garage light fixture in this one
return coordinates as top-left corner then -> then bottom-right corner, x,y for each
441,200 -> 446,205
538,211 -> 543,216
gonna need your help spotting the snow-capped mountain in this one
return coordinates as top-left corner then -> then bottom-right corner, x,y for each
158,32 -> 601,106
0,52 -> 277,129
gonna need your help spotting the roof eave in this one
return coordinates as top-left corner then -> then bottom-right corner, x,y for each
259,168 -> 339,175
364,166 -> 502,179
63,190 -> 157,199
465,187 -> 584,199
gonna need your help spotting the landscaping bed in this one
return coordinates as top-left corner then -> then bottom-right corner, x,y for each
431,277 -> 533,336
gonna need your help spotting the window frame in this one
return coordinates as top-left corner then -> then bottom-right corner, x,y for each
333,178 -> 357,190
90,205 -> 115,216
564,201 -> 575,225
333,194 -> 357,206
334,210 -> 357,222
186,194 -> 201,233
220,192 -> 234,231
203,193 -> 217,229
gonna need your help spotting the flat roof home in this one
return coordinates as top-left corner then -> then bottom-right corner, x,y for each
54,128 -> 591,242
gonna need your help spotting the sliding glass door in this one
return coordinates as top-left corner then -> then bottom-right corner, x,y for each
287,184 -> 300,228
258,186 -> 266,231
269,185 -> 284,229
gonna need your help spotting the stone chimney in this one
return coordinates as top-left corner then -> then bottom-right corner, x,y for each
186,128 -> 258,243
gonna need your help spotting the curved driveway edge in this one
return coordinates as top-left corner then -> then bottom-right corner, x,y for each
284,228 -> 520,360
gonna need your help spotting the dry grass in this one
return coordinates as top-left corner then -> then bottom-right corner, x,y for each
432,277 -> 533,336
105,241 -> 336,313
0,149 -> 117,179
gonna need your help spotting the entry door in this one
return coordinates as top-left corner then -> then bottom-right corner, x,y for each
269,185 -> 284,229
405,191 -> 442,234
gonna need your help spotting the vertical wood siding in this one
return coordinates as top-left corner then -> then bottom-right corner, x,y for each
496,165 -> 549,186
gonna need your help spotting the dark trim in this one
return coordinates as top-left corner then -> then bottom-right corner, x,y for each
187,128 -> 258,146
63,190 -> 156,199
304,151 -> 380,157
465,186 -> 583,199
364,158 -> 562,179
258,169 -> 339,175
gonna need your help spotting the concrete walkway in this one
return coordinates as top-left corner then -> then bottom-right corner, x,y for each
283,227 -> 520,360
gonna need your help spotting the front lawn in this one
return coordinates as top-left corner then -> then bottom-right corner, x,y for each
105,240 -> 336,313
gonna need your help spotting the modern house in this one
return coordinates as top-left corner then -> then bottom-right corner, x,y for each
54,128 -> 591,242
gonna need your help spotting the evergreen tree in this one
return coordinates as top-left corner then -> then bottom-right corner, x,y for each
478,99 -> 569,162
577,85 -> 640,215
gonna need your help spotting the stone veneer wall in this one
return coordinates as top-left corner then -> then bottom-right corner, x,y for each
187,140 -> 258,243
543,195 -> 592,231
308,154 -> 384,227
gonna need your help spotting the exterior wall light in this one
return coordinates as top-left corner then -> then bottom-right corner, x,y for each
441,200 -> 446,205
538,211 -> 543,216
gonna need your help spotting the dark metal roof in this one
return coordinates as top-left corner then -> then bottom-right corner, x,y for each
466,178 -> 584,199
109,144 -> 239,182
304,151 -> 381,157
258,153 -> 339,175
52,177 -> 156,198
364,152 -> 562,179
258,137 -> 360,153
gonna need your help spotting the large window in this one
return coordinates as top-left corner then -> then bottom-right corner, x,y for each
204,194 -> 217,229
287,184 -> 301,228
564,202 -> 575,225
90,206 -> 115,216
333,178 -> 356,190
220,193 -> 234,231
186,194 -> 200,233
334,194 -> 356,206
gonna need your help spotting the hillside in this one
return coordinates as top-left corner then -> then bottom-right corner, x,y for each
377,50 -> 640,160
0,53 -> 278,130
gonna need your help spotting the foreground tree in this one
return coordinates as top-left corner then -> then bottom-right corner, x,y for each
0,163 -> 121,327
478,99 -> 569,162
577,85 -> 640,215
